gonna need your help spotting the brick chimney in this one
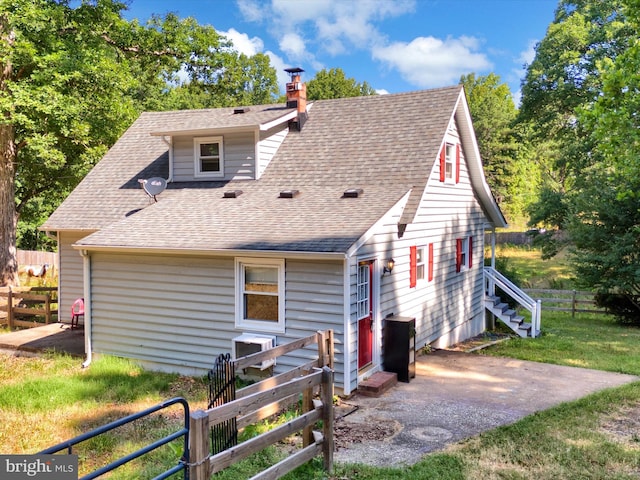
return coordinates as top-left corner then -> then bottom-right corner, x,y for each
285,67 -> 307,131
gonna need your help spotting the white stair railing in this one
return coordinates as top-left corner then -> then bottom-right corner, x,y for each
484,266 -> 541,338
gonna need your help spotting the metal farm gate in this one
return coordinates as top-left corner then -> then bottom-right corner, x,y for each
207,353 -> 238,455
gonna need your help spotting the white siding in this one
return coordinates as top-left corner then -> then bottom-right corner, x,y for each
353,118 -> 488,378
59,232 -> 88,326
172,131 -> 256,182
90,253 -> 236,374
257,127 -> 288,178
89,253 -> 347,386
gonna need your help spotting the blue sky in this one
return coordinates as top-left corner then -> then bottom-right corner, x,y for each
123,0 -> 559,103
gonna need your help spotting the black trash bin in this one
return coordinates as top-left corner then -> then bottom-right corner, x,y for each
382,315 -> 416,382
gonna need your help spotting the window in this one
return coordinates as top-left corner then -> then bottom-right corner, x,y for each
445,143 -> 455,181
194,136 -> 224,178
439,142 -> 460,183
356,263 -> 370,319
456,236 -> 473,273
410,244 -> 434,287
236,258 -> 285,333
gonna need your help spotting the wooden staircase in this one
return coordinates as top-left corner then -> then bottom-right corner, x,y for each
484,267 -> 542,338
485,295 -> 534,338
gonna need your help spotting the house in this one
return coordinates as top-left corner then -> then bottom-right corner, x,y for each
42,71 -> 516,395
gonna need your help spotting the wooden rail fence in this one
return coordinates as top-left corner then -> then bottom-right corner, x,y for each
189,329 -> 335,480
0,287 -> 59,328
524,289 -> 606,316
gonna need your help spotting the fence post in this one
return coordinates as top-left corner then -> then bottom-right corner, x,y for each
189,410 -> 210,480
45,293 -> 51,324
572,290 -> 577,318
326,330 -> 335,369
321,366 -> 334,474
7,288 -> 13,329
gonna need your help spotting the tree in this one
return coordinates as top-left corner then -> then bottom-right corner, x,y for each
518,0 -> 631,240
306,68 -> 376,100
567,0 -> 640,306
0,0 -> 278,286
459,73 -> 536,223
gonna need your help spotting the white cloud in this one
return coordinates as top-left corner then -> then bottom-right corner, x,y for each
518,39 -> 538,66
375,88 -> 390,95
221,28 -> 264,56
279,32 -> 307,60
265,51 -> 292,91
236,0 -> 264,22
238,0 -> 415,60
372,36 -> 492,88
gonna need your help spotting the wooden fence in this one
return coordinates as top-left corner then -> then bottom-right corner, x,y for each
189,330 -> 335,480
524,289 -> 606,316
0,287 -> 58,328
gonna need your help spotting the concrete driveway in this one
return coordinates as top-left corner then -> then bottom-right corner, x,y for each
0,322 -> 84,357
334,349 -> 639,467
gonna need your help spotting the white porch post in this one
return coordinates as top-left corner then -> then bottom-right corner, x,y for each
491,227 -> 496,269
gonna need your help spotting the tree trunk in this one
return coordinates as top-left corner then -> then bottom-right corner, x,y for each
0,13 -> 18,287
0,124 -> 17,287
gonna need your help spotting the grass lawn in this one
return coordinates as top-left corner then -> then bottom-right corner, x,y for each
489,244 -> 574,289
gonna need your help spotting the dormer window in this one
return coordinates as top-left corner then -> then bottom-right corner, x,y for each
194,136 -> 224,178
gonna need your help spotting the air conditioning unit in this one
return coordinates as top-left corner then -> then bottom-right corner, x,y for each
232,333 -> 276,370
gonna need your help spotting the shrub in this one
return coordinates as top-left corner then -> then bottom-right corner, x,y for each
594,293 -> 640,326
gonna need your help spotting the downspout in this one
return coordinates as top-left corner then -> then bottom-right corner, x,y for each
161,136 -> 173,182
80,249 -> 92,368
342,254 -> 352,395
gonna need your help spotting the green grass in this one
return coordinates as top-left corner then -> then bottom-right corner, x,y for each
490,244 -> 574,289
483,311 -> 640,376
0,354 -> 209,478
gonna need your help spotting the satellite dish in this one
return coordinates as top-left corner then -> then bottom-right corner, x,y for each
143,177 -> 167,201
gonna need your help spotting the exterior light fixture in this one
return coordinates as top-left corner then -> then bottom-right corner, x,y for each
383,258 -> 395,276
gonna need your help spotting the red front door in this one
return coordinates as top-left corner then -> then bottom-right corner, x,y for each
357,261 -> 374,369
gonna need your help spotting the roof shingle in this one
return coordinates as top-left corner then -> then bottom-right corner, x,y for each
42,86 -> 468,254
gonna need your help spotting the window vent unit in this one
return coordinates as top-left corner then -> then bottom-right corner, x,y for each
233,107 -> 250,114
343,188 -> 363,198
232,333 -> 276,370
223,190 -> 243,198
279,189 -> 299,198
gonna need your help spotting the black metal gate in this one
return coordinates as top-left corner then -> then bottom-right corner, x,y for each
39,397 -> 190,480
207,353 -> 237,455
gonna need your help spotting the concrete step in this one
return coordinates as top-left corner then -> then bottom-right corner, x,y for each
357,371 -> 398,397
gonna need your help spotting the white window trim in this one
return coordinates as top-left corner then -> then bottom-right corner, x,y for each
416,245 -> 426,284
235,257 -> 285,334
194,136 -> 224,178
460,237 -> 470,272
444,142 -> 456,184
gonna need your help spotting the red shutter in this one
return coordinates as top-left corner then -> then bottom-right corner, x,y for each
439,146 -> 446,182
468,236 -> 473,268
456,239 -> 463,273
428,243 -> 434,282
455,143 -> 461,183
410,246 -> 417,288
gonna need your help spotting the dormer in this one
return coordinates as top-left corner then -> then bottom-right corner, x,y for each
149,69 -> 309,184
149,105 -> 297,183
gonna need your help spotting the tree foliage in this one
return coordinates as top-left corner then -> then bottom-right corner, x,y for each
459,73 -> 537,223
568,0 -> 640,304
306,68 -> 376,100
519,0 -> 632,239
0,0 -> 278,286
519,0 -> 640,311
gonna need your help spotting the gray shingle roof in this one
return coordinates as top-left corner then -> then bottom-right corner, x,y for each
42,86 -> 483,254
